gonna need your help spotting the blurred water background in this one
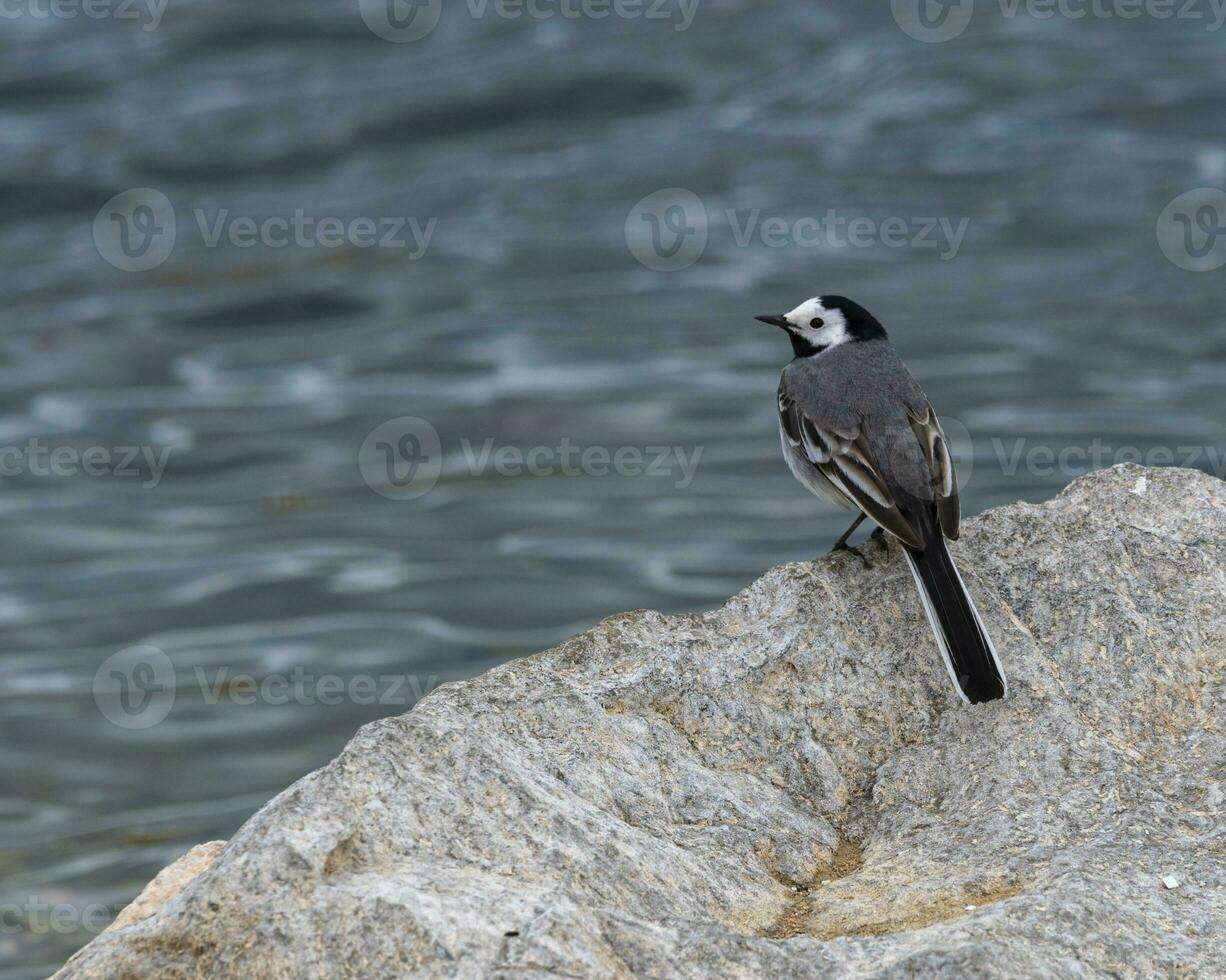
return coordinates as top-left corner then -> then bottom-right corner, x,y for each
1,0 -> 1224,974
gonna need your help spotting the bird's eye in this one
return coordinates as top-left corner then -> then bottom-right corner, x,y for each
809,318 -> 824,329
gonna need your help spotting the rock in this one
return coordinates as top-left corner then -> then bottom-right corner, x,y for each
105,842 -> 226,933
56,465 -> 1224,978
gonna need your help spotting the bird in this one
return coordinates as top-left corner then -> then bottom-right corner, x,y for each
755,295 -> 1007,704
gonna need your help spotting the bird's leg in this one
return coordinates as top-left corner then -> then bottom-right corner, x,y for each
829,513 -> 867,554
827,514 -> 874,569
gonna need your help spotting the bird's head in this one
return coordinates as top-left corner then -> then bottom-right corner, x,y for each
755,295 -> 886,358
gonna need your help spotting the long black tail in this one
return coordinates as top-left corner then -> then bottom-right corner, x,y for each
902,523 -> 1006,704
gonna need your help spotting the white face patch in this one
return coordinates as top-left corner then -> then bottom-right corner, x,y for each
783,297 -> 850,351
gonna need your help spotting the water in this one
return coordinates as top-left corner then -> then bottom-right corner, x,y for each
1,2 -> 1223,974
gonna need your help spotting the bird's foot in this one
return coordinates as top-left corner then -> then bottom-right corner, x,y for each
829,541 -> 872,569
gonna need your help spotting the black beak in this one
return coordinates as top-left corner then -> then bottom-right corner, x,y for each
755,314 -> 791,329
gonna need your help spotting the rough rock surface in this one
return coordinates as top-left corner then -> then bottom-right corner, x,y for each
57,466 -> 1224,978
105,842 -> 226,933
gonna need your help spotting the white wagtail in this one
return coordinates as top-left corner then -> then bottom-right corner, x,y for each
756,296 -> 1007,704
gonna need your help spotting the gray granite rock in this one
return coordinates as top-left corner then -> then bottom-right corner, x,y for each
57,465 -> 1224,978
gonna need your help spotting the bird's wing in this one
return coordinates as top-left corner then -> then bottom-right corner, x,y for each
778,385 -> 924,550
907,404 -> 960,539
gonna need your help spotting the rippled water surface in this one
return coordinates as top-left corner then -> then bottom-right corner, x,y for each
1,2 -> 1224,974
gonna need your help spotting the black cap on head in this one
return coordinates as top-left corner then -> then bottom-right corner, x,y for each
817,296 -> 887,340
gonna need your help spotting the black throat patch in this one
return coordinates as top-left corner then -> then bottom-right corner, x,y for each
790,334 -> 826,358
